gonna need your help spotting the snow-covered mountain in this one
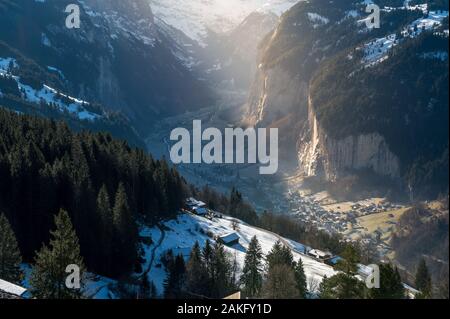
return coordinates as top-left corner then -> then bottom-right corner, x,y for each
0,0 -> 213,137
149,0 -> 299,46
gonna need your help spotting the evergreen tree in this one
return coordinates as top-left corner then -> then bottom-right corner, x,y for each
318,273 -> 365,299
369,264 -> 405,299
113,182 -> 138,274
30,209 -> 85,299
335,245 -> 360,275
164,254 -> 186,299
202,240 -> 214,290
185,241 -> 208,298
294,258 -> 308,299
262,264 -> 299,299
140,276 -> 158,299
211,241 -> 235,298
318,245 -> 365,299
96,185 -> 113,275
266,240 -> 294,271
415,259 -> 432,299
241,236 -> 263,298
0,213 -> 23,284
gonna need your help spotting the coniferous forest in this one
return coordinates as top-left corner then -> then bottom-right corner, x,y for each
0,109 -> 186,278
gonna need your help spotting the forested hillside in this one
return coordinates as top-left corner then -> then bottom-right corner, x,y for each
246,0 -> 449,199
0,109 -> 186,277
310,22 -> 449,198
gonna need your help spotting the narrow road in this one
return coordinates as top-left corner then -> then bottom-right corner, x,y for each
141,224 -> 166,280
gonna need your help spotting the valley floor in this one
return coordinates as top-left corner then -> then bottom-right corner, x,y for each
145,105 -> 411,262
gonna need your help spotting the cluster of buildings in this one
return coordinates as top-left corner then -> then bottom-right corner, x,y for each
185,197 -> 209,217
347,202 -> 402,218
287,193 -> 348,234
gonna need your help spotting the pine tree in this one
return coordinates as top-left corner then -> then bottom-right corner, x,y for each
0,213 -> 23,284
30,209 -> 85,299
266,240 -> 294,271
319,245 -> 365,299
164,254 -> 186,299
140,276 -> 158,299
202,240 -> 214,290
415,259 -> 432,299
294,258 -> 308,299
318,273 -> 365,299
211,241 -> 235,298
262,264 -> 299,299
113,182 -> 138,274
335,245 -> 360,275
185,241 -> 208,298
96,185 -> 113,275
241,236 -> 263,298
369,264 -> 405,299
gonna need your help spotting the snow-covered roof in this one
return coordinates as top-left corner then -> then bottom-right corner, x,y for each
219,232 -> 240,244
193,207 -> 208,215
308,249 -> 331,259
0,278 -> 27,297
186,197 -> 206,208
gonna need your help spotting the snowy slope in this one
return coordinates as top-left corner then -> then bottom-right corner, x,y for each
149,0 -> 299,46
138,213 -> 337,296
360,9 -> 449,67
1,57 -> 101,121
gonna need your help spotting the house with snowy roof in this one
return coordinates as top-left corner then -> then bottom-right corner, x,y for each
0,278 -> 27,299
307,249 -> 332,261
217,232 -> 240,247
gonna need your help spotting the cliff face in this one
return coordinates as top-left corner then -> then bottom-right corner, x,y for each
245,62 -> 401,181
245,65 -> 308,127
298,97 -> 401,181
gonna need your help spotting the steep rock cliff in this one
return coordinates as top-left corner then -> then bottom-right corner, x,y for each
298,97 -> 401,181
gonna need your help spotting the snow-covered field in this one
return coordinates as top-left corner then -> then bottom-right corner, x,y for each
138,213 -> 337,297
149,0 -> 299,46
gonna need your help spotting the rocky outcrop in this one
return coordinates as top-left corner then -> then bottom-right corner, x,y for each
298,96 -> 401,181
244,65 -> 308,127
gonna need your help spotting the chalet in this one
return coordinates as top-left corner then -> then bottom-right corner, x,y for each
218,233 -> 240,246
192,206 -> 208,216
0,278 -> 27,299
186,197 -> 206,209
185,198 -> 209,216
307,249 -> 332,261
